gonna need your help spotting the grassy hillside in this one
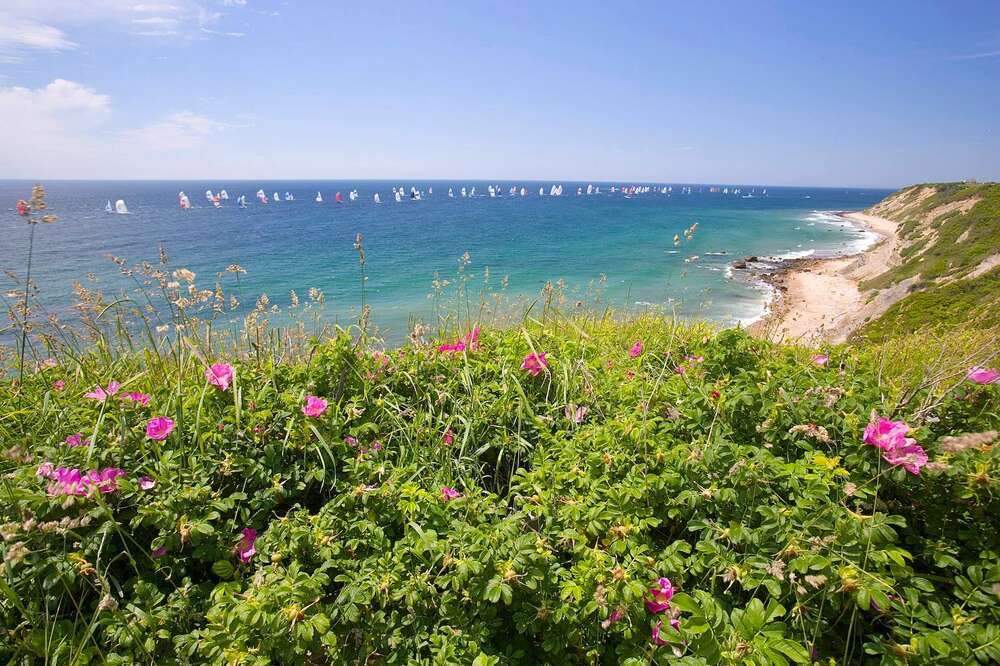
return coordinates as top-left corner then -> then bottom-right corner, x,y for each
856,182 -> 1000,337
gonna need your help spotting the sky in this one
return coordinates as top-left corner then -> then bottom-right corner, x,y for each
0,1 -> 998,187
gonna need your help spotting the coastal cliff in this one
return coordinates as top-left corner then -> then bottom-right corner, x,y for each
752,182 -> 1000,342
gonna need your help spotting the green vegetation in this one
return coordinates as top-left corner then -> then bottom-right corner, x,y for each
861,182 -> 1000,291
857,266 -> 1000,339
2,185 -> 999,664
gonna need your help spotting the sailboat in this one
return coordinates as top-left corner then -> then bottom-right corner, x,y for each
115,199 -> 129,214
488,185 -> 495,198
460,187 -> 467,197
105,200 -> 113,213
212,195 -> 222,209
538,187 -> 544,196
335,192 -> 344,203
205,189 -> 214,201
428,187 -> 433,195
238,194 -> 247,208
470,187 -> 476,197
220,190 -> 229,200
549,185 -> 557,196
448,188 -> 454,198
179,192 -> 191,209
372,193 -> 380,203
315,192 -> 323,203
576,187 -> 583,196
394,190 -> 402,203
256,189 -> 268,204
284,192 -> 294,201
273,192 -> 280,202
586,184 -> 593,195
521,187 -> 527,196
349,190 -> 358,201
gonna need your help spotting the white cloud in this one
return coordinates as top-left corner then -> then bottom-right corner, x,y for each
131,16 -> 180,26
120,111 -> 231,150
0,13 -> 76,52
0,78 -> 236,177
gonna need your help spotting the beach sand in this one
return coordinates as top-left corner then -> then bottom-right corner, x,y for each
749,211 -> 903,343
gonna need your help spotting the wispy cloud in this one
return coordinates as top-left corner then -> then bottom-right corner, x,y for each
948,49 -> 1000,60
0,13 -> 77,52
119,110 -> 233,150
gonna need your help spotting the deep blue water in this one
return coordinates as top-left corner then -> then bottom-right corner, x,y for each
1,180 -> 890,343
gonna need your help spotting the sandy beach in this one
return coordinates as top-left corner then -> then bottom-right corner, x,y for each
749,211 -> 903,343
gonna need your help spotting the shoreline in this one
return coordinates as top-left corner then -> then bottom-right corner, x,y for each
743,210 -> 900,343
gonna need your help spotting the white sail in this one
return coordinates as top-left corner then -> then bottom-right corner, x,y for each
220,189 -> 229,200
374,193 -> 381,203
448,188 -> 454,197
394,191 -> 402,202
316,192 -> 323,202
256,189 -> 268,204
586,184 -> 593,195
488,185 -> 495,198
273,192 -> 280,202
549,185 -> 557,196
428,187 -> 433,195
521,188 -> 527,196
205,189 -> 213,201
470,187 -> 476,197
115,199 -> 128,214
179,192 -> 190,209
105,200 -> 113,213
285,192 -> 293,201
539,187 -> 544,196
461,187 -> 467,197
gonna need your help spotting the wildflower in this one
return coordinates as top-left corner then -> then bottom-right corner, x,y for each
205,363 -> 235,391
521,352 -> 549,376
883,443 -> 929,475
39,466 -> 125,496
84,381 -> 121,402
710,390 -> 721,400
967,366 -> 1000,385
789,423 -> 832,444
37,462 -> 54,477
437,342 -> 466,353
651,619 -> 677,646
441,486 -> 461,501
629,341 -> 643,358
344,435 -> 358,447
645,577 -> 675,613
53,379 -> 65,392
566,404 -> 589,424
602,608 -> 624,630
443,428 -> 455,446
64,434 -> 91,448
120,392 -> 151,406
146,416 -> 174,440
302,395 -> 328,417
151,546 -> 168,558
674,365 -> 687,375
236,528 -> 258,563
138,476 -> 156,490
811,354 -> 829,366
684,354 -> 704,364
863,416 -> 913,452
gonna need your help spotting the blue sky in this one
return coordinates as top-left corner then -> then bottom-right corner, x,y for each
1,1 -> 998,186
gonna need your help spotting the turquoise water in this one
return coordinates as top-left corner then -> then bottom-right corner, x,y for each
1,181 -> 890,343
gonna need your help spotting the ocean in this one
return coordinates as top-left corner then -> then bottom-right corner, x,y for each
1,181 -> 891,344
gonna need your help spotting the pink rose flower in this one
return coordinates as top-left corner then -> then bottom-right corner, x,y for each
302,395 -> 328,417
84,381 -> 121,402
146,416 -> 174,440
441,486 -> 460,501
883,443 -> 929,475
645,577 -> 675,614
205,363 -> 235,391
967,366 -> 1000,385
629,341 -> 643,358
443,428 -> 455,446
138,476 -> 156,490
236,528 -> 257,563
521,352 -> 549,376
811,353 -> 829,366
863,417 -> 913,451
651,620 -> 670,646
53,379 -> 65,392
121,392 -> 151,406
65,433 -> 91,448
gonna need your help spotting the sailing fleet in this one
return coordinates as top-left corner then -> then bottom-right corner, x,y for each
104,183 -> 769,213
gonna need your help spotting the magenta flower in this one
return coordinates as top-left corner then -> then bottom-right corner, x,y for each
39,466 -> 125,496
205,363 -> 235,391
84,381 -> 121,402
645,577 -> 675,613
64,433 -> 91,448
121,392 -> 151,406
566,404 -> 589,424
236,528 -> 258,563
441,486 -> 461,501
146,416 -> 174,440
967,366 -> 1000,385
151,546 -> 168,558
684,354 -> 705,364
629,341 -> 643,358
302,395 -> 328,417
883,443 -> 929,475
521,352 -> 549,376
651,620 -> 670,646
863,417 -> 913,452
437,342 -> 466,353
602,608 -> 625,629
811,354 -> 829,366
437,328 -> 480,354
344,435 -> 359,447
443,428 -> 455,446
138,476 -> 156,490
464,327 -> 481,351
674,365 -> 687,375
36,462 -> 54,477
53,379 -> 65,392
